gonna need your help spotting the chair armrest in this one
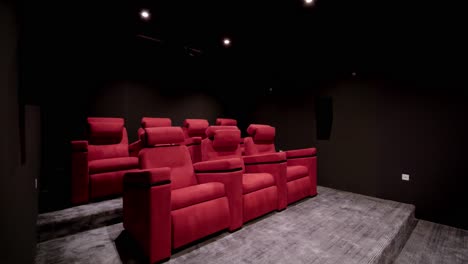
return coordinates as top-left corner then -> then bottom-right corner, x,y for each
128,140 -> 142,157
195,162 -> 244,231
193,158 -> 243,173
124,168 -> 171,187
285,148 -> 317,159
185,137 -> 202,146
243,152 -> 286,165
71,140 -> 88,152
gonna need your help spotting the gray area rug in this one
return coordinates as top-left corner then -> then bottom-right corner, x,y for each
36,186 -> 416,264
395,220 -> 468,264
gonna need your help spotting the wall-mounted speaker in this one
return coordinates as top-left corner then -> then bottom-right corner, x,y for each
316,96 -> 333,140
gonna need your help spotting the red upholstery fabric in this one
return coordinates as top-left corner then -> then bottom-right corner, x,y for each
183,119 -> 209,138
196,170 -> 243,231
212,130 -> 241,149
201,127 -> 280,223
243,160 -> 287,210
287,156 -> 318,196
215,118 -> 237,126
247,124 -> 276,142
171,182 -> 225,210
244,123 -> 317,203
287,177 -> 312,204
145,127 -> 185,146
193,158 -> 242,172
90,169 -> 139,200
242,152 -> 286,164
185,137 -> 202,164
141,117 -> 172,128
123,182 -> 171,263
124,126 -> 237,262
286,165 -> 308,182
87,117 -> 124,125
88,143 -> 129,161
171,197 -> 230,248
205,125 -> 239,138
89,157 -> 138,174
286,148 -> 317,158
123,168 -> 171,185
243,186 -> 278,223
182,119 -> 209,163
72,117 -> 136,204
140,145 -> 197,190
242,173 -> 275,194
88,122 -> 124,145
243,137 -> 276,155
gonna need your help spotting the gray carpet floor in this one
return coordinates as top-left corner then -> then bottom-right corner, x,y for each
37,197 -> 122,242
36,186 -> 416,264
395,220 -> 468,264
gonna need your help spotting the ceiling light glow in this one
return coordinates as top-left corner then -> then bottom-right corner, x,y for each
223,38 -> 231,47
140,9 -> 150,20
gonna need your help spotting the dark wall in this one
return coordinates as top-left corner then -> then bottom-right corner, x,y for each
0,1 -> 37,262
257,76 -> 468,230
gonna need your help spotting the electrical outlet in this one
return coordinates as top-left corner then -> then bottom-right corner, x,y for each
402,174 -> 410,181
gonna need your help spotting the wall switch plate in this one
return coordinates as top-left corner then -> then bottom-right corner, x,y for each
402,174 -> 410,181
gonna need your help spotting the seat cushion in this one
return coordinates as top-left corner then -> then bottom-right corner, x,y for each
171,182 -> 225,211
242,173 -> 275,194
286,165 -> 309,182
89,157 -> 139,174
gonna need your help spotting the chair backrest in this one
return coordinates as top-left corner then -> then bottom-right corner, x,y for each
138,117 -> 172,139
140,127 -> 197,190
87,117 -> 129,161
201,126 -> 243,169
215,118 -> 237,126
244,124 -> 276,156
182,119 -> 209,139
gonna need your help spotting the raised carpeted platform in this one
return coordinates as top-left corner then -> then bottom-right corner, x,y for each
37,198 -> 122,242
395,220 -> 468,264
36,186 -> 417,264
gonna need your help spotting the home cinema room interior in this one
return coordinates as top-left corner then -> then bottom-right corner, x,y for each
1,0 -> 467,263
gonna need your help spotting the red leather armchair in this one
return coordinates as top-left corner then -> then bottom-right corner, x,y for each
71,117 -> 139,205
123,127 -> 243,263
182,119 -> 209,163
201,126 -> 287,223
244,124 -> 317,204
129,117 -> 172,157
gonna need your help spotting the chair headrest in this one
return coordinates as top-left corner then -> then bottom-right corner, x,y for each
205,126 -> 239,138
87,117 -> 124,126
141,117 -> 172,128
183,119 -> 209,137
215,118 -> 237,126
247,124 -> 276,142
212,129 -> 241,149
88,121 -> 123,145
145,127 -> 185,146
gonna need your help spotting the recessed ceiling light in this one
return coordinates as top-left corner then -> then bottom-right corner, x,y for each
140,9 -> 150,20
304,0 -> 315,5
223,38 -> 231,47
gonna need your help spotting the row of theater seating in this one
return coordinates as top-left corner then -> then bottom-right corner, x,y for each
71,117 -> 317,263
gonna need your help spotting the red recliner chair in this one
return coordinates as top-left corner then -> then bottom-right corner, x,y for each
182,119 -> 209,163
71,117 -> 139,204
215,118 -> 245,155
129,117 -> 172,157
123,127 -> 244,263
244,124 -> 317,204
201,126 -> 288,223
